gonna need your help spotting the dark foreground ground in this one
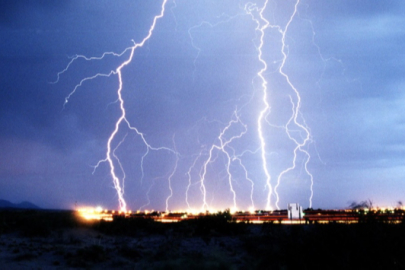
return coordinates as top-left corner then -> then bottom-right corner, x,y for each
1,209 -> 405,269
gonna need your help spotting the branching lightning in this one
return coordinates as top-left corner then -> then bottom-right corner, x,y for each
55,0 -> 171,212
165,135 -> 179,212
245,1 -> 273,210
232,152 -> 256,211
55,0 -> 317,212
197,110 -> 248,212
188,13 -> 245,81
271,0 -> 313,209
246,0 -> 313,210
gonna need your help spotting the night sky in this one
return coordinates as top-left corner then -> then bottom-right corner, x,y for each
1,0 -> 404,211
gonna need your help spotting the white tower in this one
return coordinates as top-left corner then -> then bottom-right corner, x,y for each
288,203 -> 303,220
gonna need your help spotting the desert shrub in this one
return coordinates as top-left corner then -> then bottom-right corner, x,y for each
20,218 -> 50,237
76,244 -> 106,262
92,217 -> 165,236
66,244 -> 108,267
182,210 -> 248,236
0,209 -> 83,236
150,240 -> 181,261
14,252 -> 37,261
149,256 -> 232,270
119,244 -> 141,260
144,248 -> 233,270
241,223 -> 405,269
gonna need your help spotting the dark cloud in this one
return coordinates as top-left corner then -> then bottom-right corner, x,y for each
0,0 -> 71,27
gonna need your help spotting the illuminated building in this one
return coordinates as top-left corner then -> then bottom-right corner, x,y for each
288,203 -> 303,220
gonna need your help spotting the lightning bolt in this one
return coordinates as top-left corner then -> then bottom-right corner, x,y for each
270,0 -> 314,209
185,152 -> 203,212
55,0 -> 170,211
187,13 -> 245,81
54,0 -> 317,212
196,110 -> 247,212
232,150 -> 257,211
246,0 -> 314,210
245,1 -> 273,210
165,135 -> 179,213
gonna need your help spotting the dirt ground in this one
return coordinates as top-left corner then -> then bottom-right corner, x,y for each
1,210 -> 405,269
0,227 -> 252,269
